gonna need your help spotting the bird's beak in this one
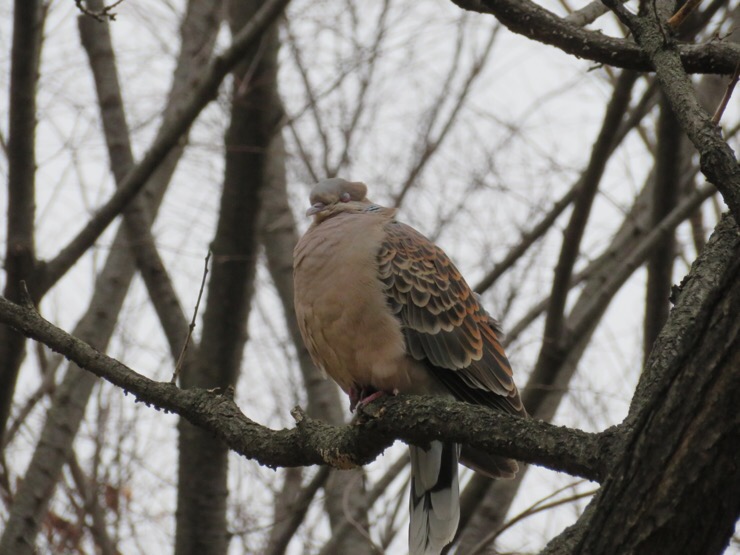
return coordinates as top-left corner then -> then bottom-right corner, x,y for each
306,202 -> 326,216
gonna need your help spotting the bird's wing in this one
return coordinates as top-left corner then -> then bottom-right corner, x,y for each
377,220 -> 525,417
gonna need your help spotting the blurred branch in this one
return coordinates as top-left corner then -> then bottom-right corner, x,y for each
78,9 -> 195,369
284,19 -> 332,177
394,23 -> 500,206
474,72 -> 659,296
74,0 -> 124,22
711,61 -> 740,125
450,0 -> 740,73
468,484 -> 597,555
0,295 -> 607,482
474,182 -> 578,294
286,121 -> 320,182
0,3 -> 227,553
567,184 -> 715,345
263,467 -> 331,555
528,70 -> 638,412
667,0 -> 703,29
0,0 -> 44,443
331,0 -> 391,175
564,0 -> 621,26
68,454 -> 119,555
173,2 -> 286,552
317,454 -> 409,555
39,0 -> 292,294
644,97 -> 682,363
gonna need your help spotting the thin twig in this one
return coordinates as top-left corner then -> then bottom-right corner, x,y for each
468,486 -> 598,555
667,0 -> 703,29
711,61 -> 740,126
172,250 -> 211,384
394,23 -> 500,207
74,0 -> 125,22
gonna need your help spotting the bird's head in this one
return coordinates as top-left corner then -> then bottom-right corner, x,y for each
305,178 -> 372,223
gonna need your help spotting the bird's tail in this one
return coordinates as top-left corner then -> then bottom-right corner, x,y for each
409,441 -> 460,555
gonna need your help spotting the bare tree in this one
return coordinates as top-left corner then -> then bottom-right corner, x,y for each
0,0 -> 738,554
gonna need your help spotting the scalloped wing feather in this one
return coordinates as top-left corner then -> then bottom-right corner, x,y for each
378,221 -> 525,416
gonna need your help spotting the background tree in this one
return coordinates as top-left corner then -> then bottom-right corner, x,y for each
0,0 -> 738,554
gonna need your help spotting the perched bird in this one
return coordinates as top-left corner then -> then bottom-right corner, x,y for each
293,178 -> 525,554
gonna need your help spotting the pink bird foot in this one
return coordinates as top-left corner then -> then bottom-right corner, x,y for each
349,386 -> 392,412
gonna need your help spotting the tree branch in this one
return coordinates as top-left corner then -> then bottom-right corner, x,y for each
450,0 -> 739,73
0,0 -> 44,442
0,294 -> 607,483
543,214 -> 740,555
39,0 -> 292,294
601,0 -> 740,220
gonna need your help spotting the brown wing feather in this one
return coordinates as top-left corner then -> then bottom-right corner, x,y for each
378,221 -> 525,416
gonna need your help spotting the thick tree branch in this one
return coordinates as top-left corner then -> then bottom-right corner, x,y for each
601,0 -> 740,221
544,214 -> 740,555
0,294 -> 606,483
643,96 -> 682,363
451,0 -> 739,73
0,0 -> 43,442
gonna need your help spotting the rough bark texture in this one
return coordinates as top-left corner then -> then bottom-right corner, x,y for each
452,0 -> 739,73
0,294 -> 607,482
543,215 -> 740,555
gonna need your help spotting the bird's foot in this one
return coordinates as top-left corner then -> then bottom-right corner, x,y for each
356,390 -> 387,410
349,386 -> 390,412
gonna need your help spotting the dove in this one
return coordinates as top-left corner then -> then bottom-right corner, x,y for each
293,178 -> 525,554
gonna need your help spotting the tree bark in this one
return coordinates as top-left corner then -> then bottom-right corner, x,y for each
543,215 -> 740,555
0,0 -> 43,443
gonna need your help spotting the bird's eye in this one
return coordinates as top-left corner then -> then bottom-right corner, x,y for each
340,192 -> 351,202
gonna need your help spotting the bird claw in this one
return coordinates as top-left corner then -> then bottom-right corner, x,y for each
349,386 -> 388,412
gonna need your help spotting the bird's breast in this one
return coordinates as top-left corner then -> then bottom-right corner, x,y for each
294,214 -> 428,394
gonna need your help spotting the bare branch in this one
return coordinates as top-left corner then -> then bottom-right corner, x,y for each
0,0 -> 44,442
331,0 -> 392,176
173,251 -> 210,384
451,0 -> 740,73
67,455 -> 118,555
263,467 -> 331,555
644,97 -> 682,363
529,70 -> 638,410
284,19 -> 333,177
0,294 -> 606,482
74,0 -> 125,22
711,61 -> 740,125
474,183 -> 578,293
394,24 -> 500,206
40,0 -> 293,293
667,0 -> 703,29
603,0 -> 740,223
567,183 -> 715,345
